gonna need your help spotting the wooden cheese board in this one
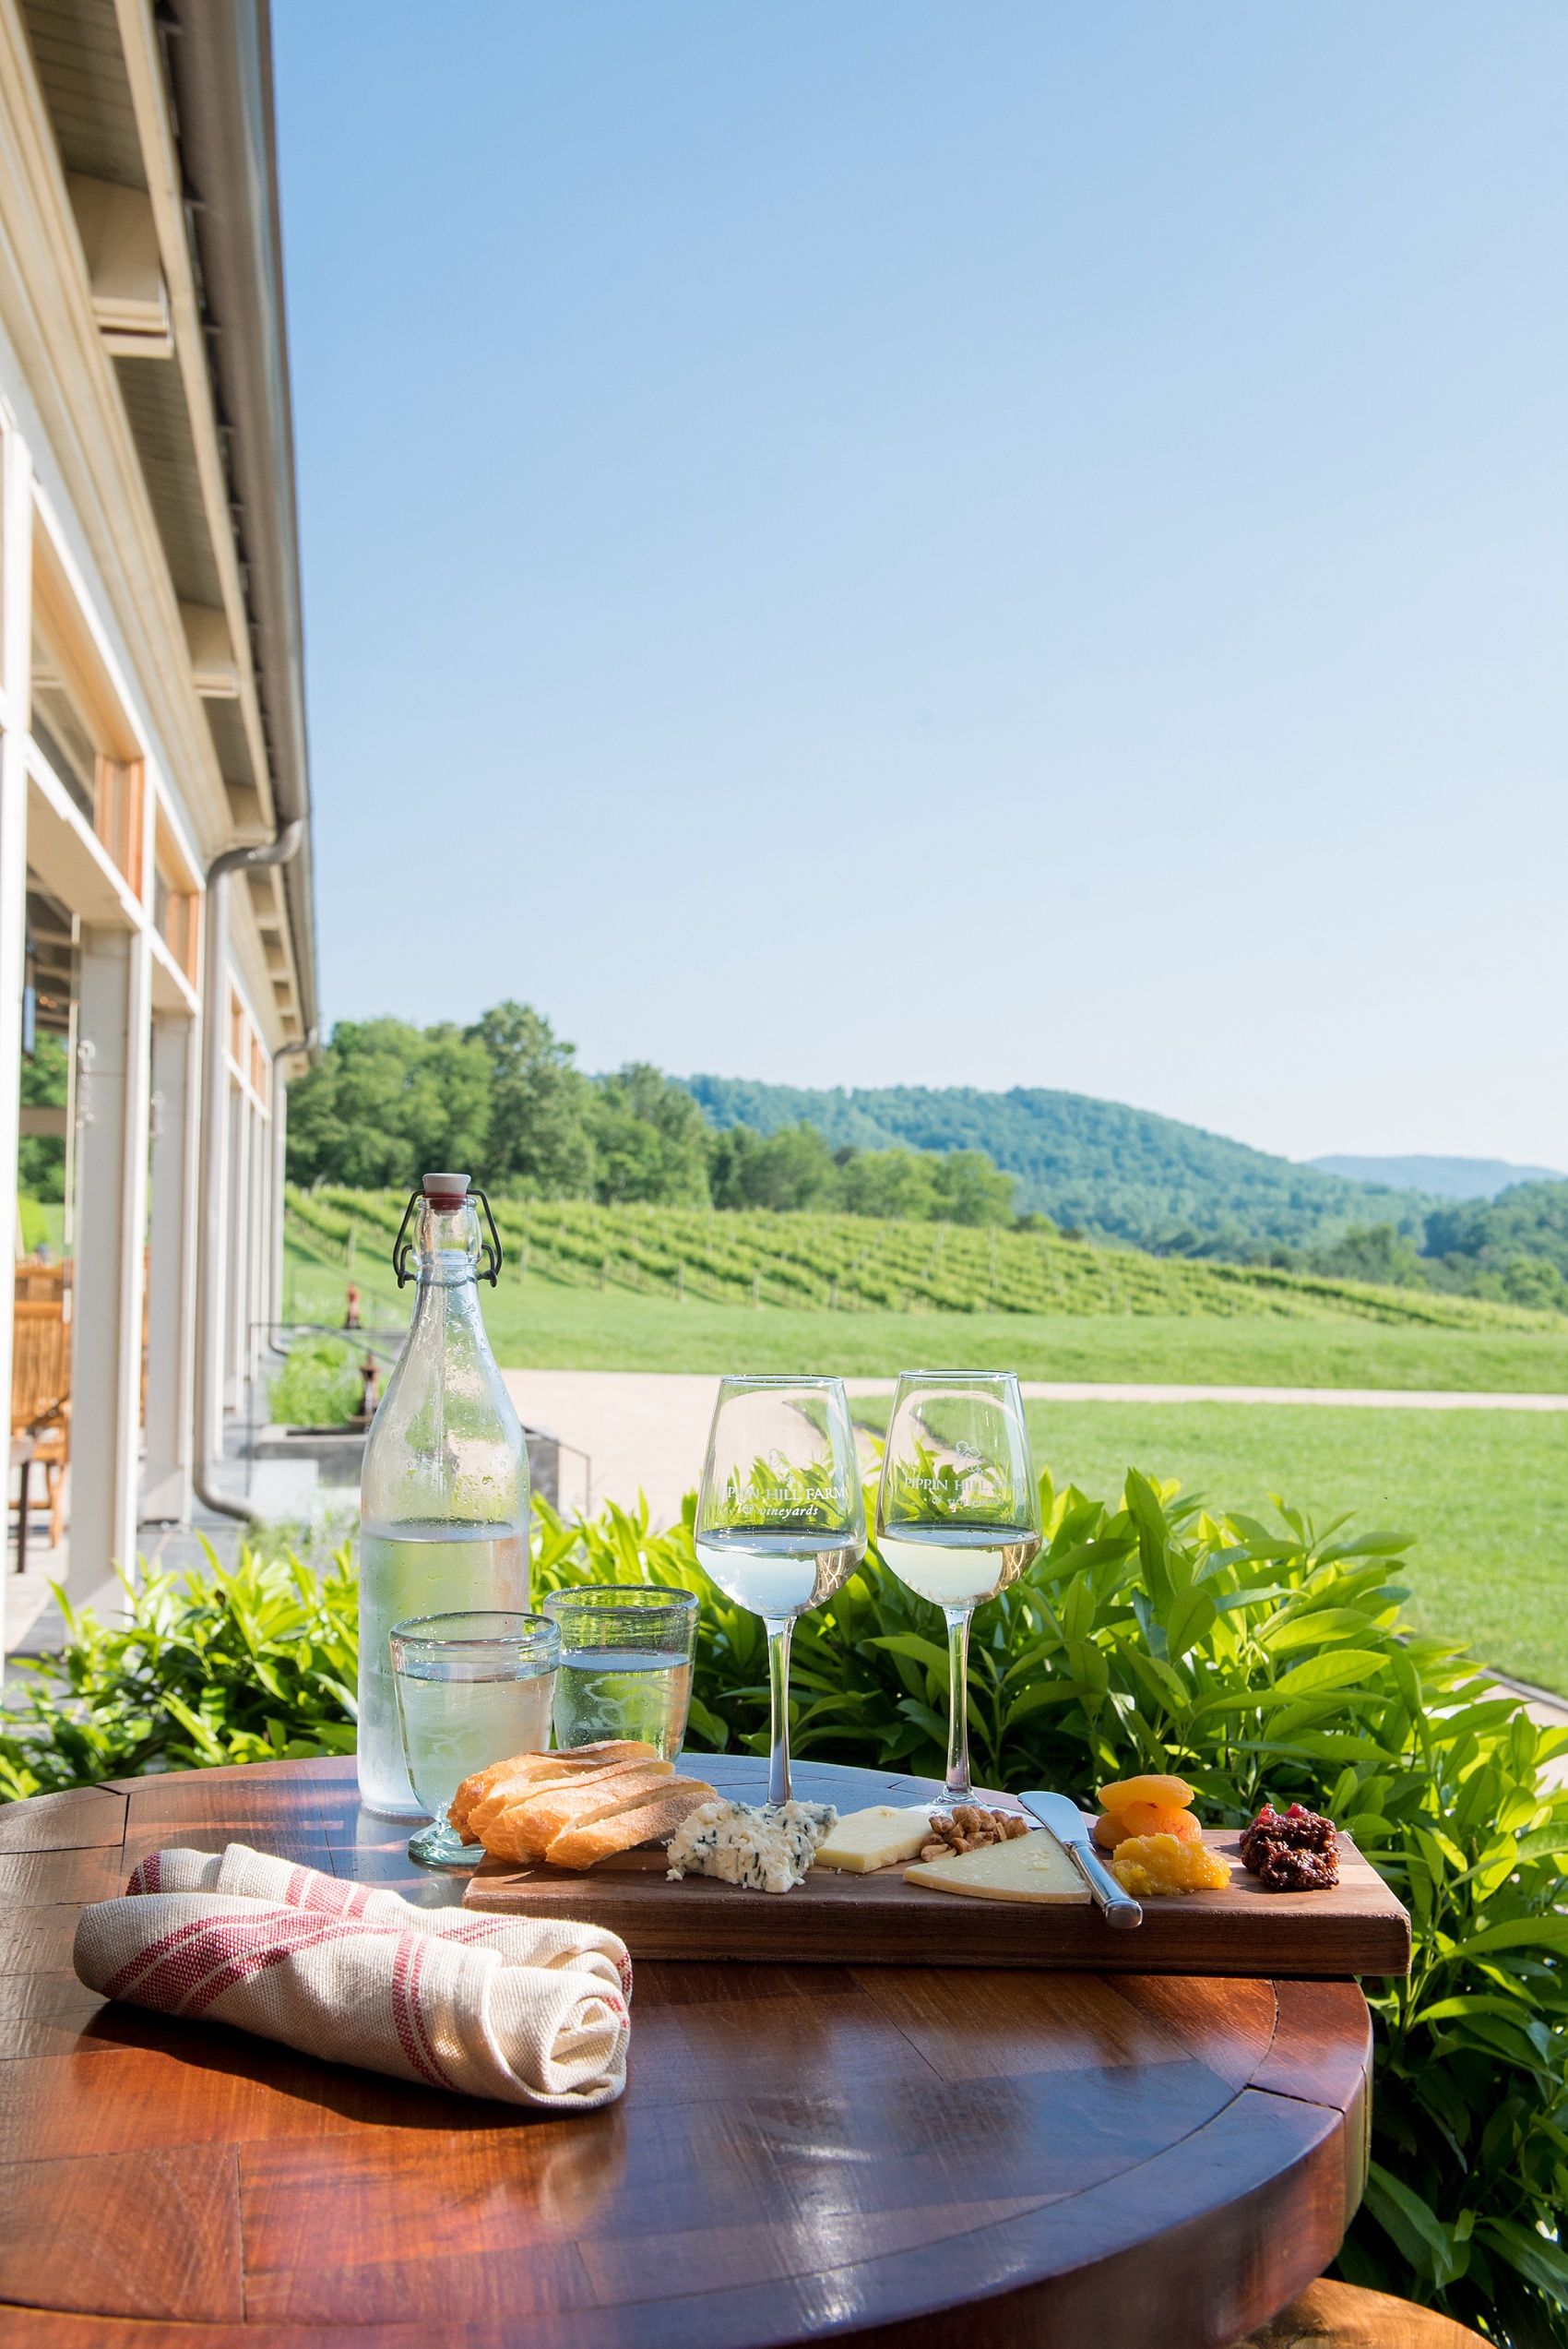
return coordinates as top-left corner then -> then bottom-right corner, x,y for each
461,1754 -> 1411,1978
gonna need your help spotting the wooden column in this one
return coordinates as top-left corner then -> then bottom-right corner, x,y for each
0,429 -> 31,1630
269,1063 -> 288,1327
247,1073 -> 267,1389
222,1078 -> 247,1411
141,1008 -> 198,1521
70,922 -> 151,1595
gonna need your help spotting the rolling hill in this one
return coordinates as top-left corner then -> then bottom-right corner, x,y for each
681,1079 -> 1435,1258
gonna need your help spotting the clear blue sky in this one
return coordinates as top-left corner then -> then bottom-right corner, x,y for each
273,3 -> 1567,1168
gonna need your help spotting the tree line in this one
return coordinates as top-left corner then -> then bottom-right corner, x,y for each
1296,1186 -> 1568,1313
284,1004 -> 1022,1226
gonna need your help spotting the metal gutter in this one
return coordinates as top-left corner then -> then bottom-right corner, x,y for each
193,817 -> 301,1521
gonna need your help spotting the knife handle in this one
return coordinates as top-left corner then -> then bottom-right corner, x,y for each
1068,1840 -> 1144,1929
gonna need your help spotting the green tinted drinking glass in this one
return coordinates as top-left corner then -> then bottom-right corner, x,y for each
389,1609 -> 559,1866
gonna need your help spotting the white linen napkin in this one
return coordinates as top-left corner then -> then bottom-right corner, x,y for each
73,1842 -> 630,2110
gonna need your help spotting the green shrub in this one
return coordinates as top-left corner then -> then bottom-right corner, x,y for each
534,1476 -> 1568,2344
0,1544 -> 358,1793
18,1032 -> 67,1202
17,1194 -> 50,1254
5,1477 -> 1564,2341
269,1331 -> 362,1427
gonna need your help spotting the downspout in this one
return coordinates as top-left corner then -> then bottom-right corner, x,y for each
193,821 -> 303,1520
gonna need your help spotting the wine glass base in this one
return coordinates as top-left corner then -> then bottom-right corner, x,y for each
407,1819 -> 475,1869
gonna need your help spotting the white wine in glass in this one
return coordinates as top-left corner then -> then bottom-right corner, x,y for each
875,1369 -> 1042,1807
694,1376 -> 865,1805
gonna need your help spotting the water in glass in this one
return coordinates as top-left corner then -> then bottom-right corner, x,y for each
695,1376 -> 865,1803
360,1525 -> 528,1814
396,1656 -> 553,1820
390,1609 -> 559,1866
875,1369 -> 1041,1807
553,1650 -> 693,1758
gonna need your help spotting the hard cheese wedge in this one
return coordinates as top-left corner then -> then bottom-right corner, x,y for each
814,1806 -> 935,1874
904,1829 -> 1088,1904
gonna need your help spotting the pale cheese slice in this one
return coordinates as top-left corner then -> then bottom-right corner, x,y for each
814,1806 -> 937,1874
903,1828 -> 1088,1904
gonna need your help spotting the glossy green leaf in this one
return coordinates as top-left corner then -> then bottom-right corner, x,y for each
1257,1607 -> 1382,1653
1271,1650 -> 1390,1699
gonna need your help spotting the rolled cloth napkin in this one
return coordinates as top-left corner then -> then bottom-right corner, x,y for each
73,1842 -> 630,2109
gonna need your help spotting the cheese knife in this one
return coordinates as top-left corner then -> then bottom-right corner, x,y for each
1018,1790 -> 1143,1928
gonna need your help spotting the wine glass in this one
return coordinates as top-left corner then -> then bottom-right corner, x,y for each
694,1375 -> 866,1804
875,1370 -> 1042,1808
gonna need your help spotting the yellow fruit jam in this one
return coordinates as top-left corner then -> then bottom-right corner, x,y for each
1110,1832 -> 1231,1897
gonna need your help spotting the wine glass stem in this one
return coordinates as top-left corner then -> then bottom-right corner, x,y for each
766,1616 -> 794,1806
944,1605 -> 973,1805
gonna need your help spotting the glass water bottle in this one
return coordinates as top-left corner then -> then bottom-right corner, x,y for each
357,1172 -> 529,1815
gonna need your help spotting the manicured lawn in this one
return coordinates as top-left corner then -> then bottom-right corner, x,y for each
1019,1402 -> 1568,1700
282,1245 -> 1567,1688
283,1244 -> 1568,1392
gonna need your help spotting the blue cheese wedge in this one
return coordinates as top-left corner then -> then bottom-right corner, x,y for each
814,1805 -> 936,1873
903,1829 -> 1088,1903
665,1797 -> 837,1893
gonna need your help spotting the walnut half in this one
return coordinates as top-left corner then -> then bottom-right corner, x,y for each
919,1806 -> 1032,1860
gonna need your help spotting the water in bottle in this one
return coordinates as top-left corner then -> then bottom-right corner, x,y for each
357,1173 -> 529,1815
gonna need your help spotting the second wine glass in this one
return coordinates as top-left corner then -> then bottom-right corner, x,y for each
875,1369 -> 1042,1808
694,1375 -> 866,1804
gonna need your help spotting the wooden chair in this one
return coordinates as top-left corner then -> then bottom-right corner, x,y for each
11,1288 -> 70,1549
13,1258 -> 65,1305
1234,2279 -> 1486,2347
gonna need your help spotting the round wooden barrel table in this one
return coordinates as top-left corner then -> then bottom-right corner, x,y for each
0,1755 -> 1372,2349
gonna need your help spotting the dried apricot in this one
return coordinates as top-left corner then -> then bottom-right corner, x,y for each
1111,1833 -> 1230,1897
1092,1803 -> 1202,1850
1123,1800 -> 1202,1842
1097,1773 -> 1195,1817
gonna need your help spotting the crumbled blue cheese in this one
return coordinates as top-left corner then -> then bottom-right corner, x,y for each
665,1798 -> 838,1894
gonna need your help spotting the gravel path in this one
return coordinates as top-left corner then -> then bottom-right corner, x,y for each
503,1367 -> 1568,1531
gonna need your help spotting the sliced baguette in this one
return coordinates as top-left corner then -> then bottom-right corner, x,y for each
466,1747 -> 661,1842
450,1753 -> 582,1841
546,1780 -> 718,1871
479,1760 -> 676,1863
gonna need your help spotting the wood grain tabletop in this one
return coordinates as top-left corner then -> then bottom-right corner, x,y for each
0,1755 -> 1374,2349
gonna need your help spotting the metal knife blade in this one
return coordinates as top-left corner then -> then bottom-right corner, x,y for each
1018,1790 -> 1143,1928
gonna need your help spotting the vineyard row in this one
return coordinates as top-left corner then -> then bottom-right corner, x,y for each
282,1188 -> 1549,1333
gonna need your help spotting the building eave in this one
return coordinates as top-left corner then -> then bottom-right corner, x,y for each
159,0 -> 315,1040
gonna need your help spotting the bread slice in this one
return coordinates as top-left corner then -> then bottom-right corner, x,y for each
464,1744 -> 660,1842
450,1754 -> 581,1841
479,1760 -> 676,1863
547,1780 -> 718,1871
470,1749 -> 667,1833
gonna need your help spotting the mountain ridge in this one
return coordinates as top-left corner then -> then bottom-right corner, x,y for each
1308,1153 -> 1565,1201
680,1077 -> 1438,1257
